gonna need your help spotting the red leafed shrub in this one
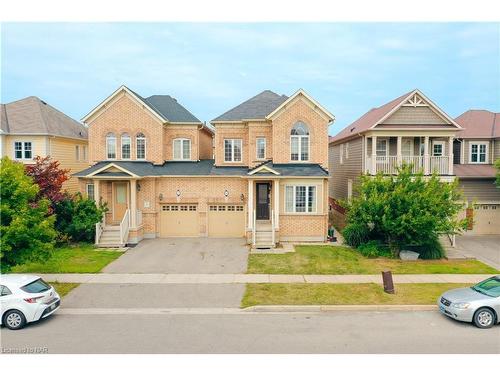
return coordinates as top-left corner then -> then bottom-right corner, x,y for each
25,156 -> 70,204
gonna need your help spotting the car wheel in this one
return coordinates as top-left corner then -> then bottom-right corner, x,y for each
3,309 -> 27,330
473,307 -> 496,329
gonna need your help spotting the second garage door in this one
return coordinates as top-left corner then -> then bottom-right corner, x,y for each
160,204 -> 199,237
208,204 -> 245,238
470,204 -> 500,235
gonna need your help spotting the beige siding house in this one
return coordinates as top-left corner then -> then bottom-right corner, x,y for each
0,96 -> 89,192
75,86 -> 334,247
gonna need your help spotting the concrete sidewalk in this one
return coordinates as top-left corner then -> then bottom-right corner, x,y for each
29,273 -> 496,284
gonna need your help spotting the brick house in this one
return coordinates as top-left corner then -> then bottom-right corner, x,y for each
75,86 -> 334,247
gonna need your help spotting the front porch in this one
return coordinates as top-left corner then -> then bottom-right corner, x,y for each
364,135 -> 454,175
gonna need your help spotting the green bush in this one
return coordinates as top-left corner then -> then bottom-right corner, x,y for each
409,238 -> 445,260
357,240 -> 392,258
0,157 -> 56,270
54,194 -> 106,243
342,223 -> 370,248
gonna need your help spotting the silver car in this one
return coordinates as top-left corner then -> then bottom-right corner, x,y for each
438,276 -> 500,328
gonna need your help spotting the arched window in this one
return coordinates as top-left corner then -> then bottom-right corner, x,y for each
121,133 -> 131,159
106,133 -> 116,159
290,122 -> 309,161
136,133 -> 146,160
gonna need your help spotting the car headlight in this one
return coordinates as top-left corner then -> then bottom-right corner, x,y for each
451,302 -> 470,309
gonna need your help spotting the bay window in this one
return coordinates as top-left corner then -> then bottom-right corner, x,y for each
285,185 -> 317,213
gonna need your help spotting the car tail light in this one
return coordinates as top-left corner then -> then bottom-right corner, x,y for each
24,296 -> 43,303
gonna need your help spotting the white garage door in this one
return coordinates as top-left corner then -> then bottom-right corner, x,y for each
470,204 -> 500,235
159,204 -> 199,237
208,204 -> 245,238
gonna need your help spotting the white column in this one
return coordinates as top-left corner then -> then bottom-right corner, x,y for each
448,136 -> 454,175
273,179 -> 280,229
424,136 -> 430,175
130,179 -> 137,228
247,180 -> 253,230
371,136 -> 377,175
396,136 -> 402,165
94,179 -> 100,204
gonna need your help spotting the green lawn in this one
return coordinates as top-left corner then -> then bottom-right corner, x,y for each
241,283 -> 472,308
248,245 -> 499,275
52,282 -> 80,297
10,243 -> 123,273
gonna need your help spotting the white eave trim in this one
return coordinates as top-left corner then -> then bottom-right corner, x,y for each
85,162 -> 139,178
373,89 -> 462,130
81,85 -> 166,124
266,89 -> 335,122
248,165 -> 281,176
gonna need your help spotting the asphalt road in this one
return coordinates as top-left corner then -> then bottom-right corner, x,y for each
1,310 -> 499,354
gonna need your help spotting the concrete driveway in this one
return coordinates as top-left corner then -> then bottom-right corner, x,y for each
456,235 -> 500,270
103,237 -> 249,274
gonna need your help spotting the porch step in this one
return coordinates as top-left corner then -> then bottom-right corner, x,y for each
96,225 -> 124,247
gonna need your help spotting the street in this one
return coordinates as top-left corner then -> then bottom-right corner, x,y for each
1,310 -> 499,354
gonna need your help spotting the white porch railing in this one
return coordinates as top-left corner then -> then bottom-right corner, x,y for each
95,214 -> 105,245
376,156 -> 398,174
401,156 -> 424,174
252,210 -> 256,246
136,209 -> 143,227
120,209 -> 130,245
430,156 -> 449,175
271,209 -> 275,245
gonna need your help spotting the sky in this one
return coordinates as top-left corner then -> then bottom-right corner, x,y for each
1,22 -> 499,135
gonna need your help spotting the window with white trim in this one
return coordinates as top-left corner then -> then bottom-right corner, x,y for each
82,146 -> 87,161
121,133 -> 131,159
290,122 -> 309,161
340,144 -> 344,164
376,139 -> 388,157
14,141 -> 32,160
432,141 -> 444,157
224,139 -> 242,162
256,137 -> 266,160
285,185 -> 317,213
75,145 -> 80,161
345,142 -> 349,159
136,133 -> 146,160
106,133 -> 116,159
173,138 -> 191,160
86,183 -> 95,201
469,142 -> 488,164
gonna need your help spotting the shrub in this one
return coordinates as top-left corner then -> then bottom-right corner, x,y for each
0,157 -> 56,270
342,223 -> 370,248
409,237 -> 445,260
357,240 -> 392,258
54,194 -> 107,243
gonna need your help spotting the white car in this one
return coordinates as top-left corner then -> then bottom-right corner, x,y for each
1,274 -> 60,330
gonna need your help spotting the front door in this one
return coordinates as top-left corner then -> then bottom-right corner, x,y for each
113,182 -> 128,222
256,183 -> 270,220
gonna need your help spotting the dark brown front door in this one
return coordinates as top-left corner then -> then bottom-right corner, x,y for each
256,183 -> 270,220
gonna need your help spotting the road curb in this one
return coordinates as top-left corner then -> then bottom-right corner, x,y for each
243,304 -> 438,312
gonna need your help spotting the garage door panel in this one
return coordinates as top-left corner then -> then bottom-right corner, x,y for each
208,205 -> 245,238
160,204 -> 199,237
468,204 -> 500,235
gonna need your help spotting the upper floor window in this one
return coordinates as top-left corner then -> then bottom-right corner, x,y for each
14,141 -> 32,160
136,133 -> 146,160
470,142 -> 488,164
121,133 -> 131,159
75,145 -> 80,160
432,141 -> 444,157
376,139 -> 388,157
290,122 -> 309,161
256,138 -> 266,160
224,139 -> 242,162
173,138 -> 191,160
82,145 -> 87,161
106,133 -> 116,159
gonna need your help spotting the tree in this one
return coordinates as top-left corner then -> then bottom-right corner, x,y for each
0,157 -> 56,269
25,156 -> 69,205
54,193 -> 107,243
495,158 -> 500,187
343,164 -> 467,258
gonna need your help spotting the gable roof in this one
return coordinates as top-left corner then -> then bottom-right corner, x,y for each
330,89 -> 460,144
82,85 -> 201,124
455,110 -> 500,139
0,96 -> 87,139
212,90 -> 288,122
266,89 -> 335,122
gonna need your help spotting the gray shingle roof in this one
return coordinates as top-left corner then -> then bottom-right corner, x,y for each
74,160 -> 328,177
1,96 -> 87,139
128,88 -> 201,123
212,90 -> 288,122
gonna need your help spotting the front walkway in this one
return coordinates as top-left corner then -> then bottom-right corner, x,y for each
36,273 -> 494,284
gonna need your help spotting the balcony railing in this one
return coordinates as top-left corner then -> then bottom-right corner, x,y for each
366,155 -> 450,175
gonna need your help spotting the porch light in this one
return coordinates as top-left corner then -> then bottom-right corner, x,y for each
224,190 -> 229,197
159,193 -> 163,201
240,194 -> 245,202
176,190 -> 181,197
137,183 -> 141,192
